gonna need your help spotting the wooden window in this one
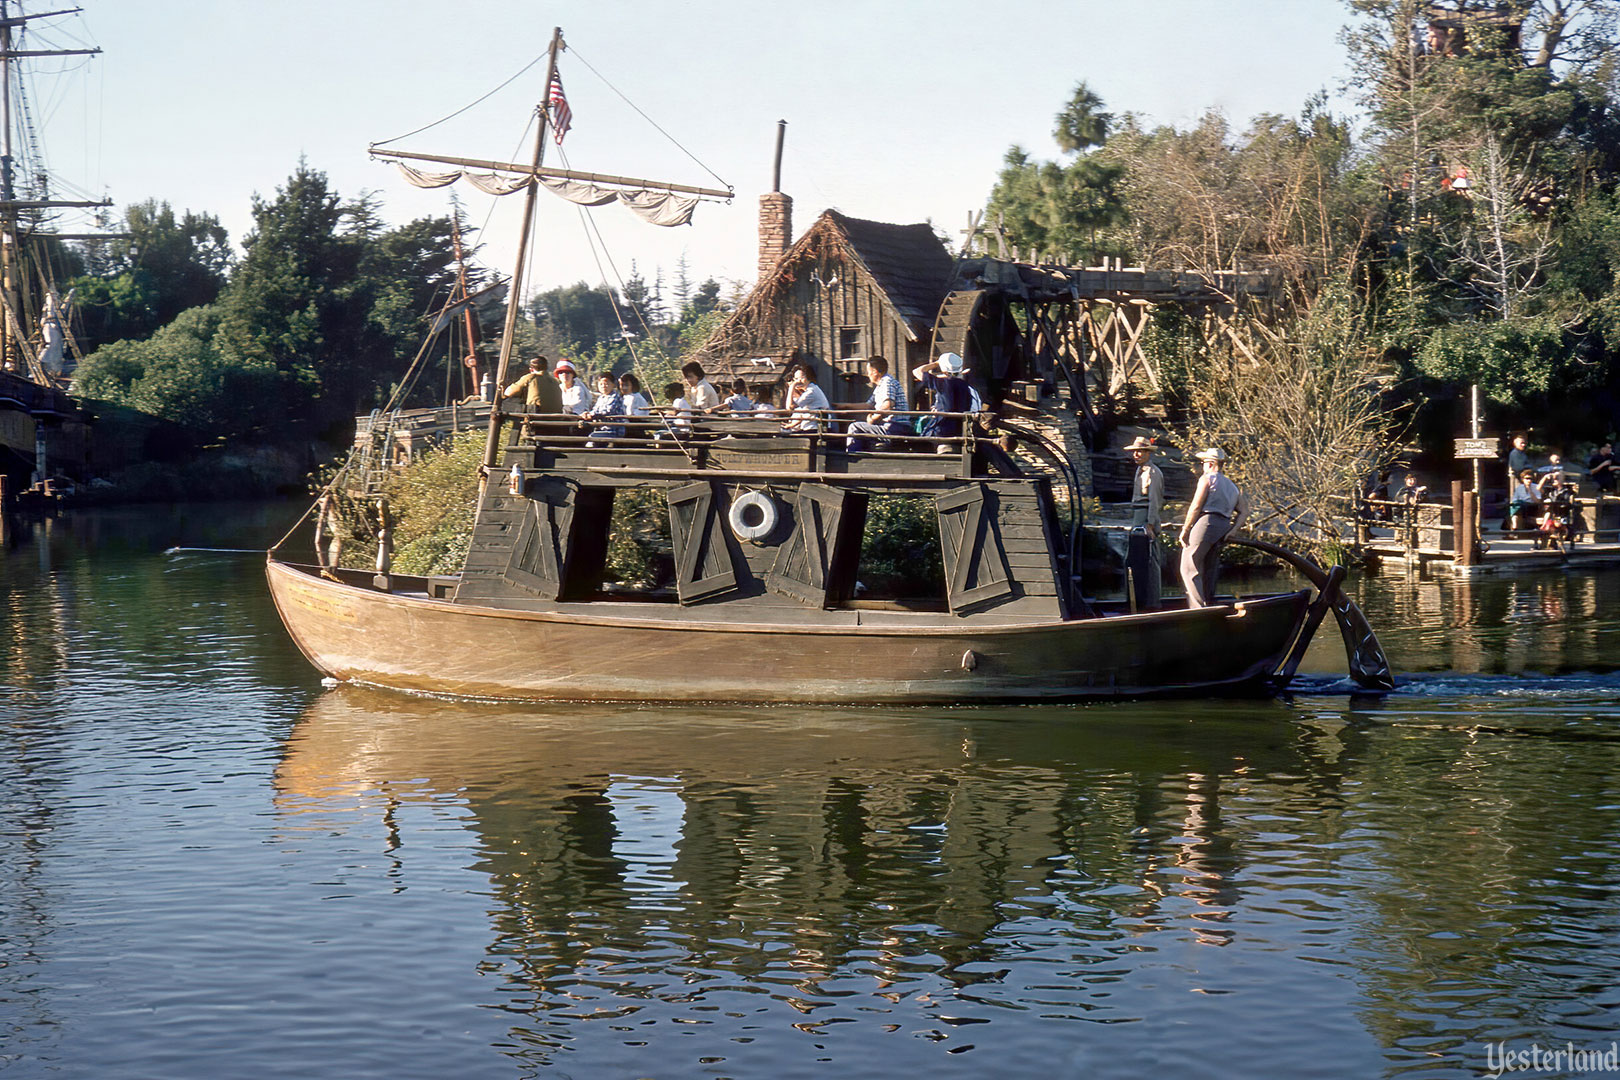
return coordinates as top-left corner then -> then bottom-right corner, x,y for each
838,326 -> 862,360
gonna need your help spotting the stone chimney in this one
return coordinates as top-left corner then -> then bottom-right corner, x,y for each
758,191 -> 793,283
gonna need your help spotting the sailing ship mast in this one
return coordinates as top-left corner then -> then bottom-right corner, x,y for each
367,26 -> 732,471
0,1 -> 111,384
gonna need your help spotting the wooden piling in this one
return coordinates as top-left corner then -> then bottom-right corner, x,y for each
1457,484 -> 1478,566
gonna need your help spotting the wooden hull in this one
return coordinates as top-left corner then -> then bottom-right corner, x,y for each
267,559 -> 1313,703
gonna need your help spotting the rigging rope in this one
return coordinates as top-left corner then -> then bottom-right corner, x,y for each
555,144 -> 667,356
565,46 -> 732,194
371,50 -> 551,148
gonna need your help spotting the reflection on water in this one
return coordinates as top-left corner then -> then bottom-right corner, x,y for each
1301,568 -> 1620,678
4,507 -> 1620,1078
267,689 -> 1620,1078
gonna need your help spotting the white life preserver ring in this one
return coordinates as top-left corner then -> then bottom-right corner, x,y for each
728,490 -> 778,543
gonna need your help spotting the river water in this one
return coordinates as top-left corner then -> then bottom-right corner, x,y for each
3,505 -> 1619,1079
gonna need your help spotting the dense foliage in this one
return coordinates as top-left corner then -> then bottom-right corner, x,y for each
981,0 -> 1620,524
72,164 -> 487,443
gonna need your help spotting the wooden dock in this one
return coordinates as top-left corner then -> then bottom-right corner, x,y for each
1350,482 -> 1620,576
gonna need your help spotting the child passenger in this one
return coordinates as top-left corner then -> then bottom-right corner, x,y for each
654,381 -> 692,441
581,372 -> 625,444
724,379 -> 756,413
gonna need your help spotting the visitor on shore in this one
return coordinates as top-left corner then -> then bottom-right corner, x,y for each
911,351 -> 974,455
555,360 -> 591,415
1588,441 -> 1616,494
1502,433 -> 1532,530
1396,472 -> 1426,510
1507,433 -> 1531,486
1179,447 -> 1247,609
1536,470 -> 1582,546
1508,469 -> 1541,534
845,356 -> 907,452
1364,469 -> 1392,522
1125,436 -> 1165,610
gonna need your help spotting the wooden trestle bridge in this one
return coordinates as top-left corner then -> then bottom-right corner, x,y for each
929,257 -> 1278,436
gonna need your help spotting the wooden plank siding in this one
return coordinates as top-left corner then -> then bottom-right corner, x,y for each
451,462 -> 1068,621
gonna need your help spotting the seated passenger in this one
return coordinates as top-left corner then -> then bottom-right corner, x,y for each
581,372 -> 626,444
782,363 -> 830,432
554,359 -> 593,415
845,355 -> 907,452
653,381 -> 692,440
618,372 -> 651,440
723,378 -> 757,413
681,361 -> 721,414
911,351 -> 974,454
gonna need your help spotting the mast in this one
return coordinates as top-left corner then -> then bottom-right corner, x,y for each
448,205 -> 480,402
482,25 -> 563,473
0,2 -> 105,381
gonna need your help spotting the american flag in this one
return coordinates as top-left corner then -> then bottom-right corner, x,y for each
548,72 -> 572,144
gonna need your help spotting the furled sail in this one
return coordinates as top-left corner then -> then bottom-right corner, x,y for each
392,162 -> 697,227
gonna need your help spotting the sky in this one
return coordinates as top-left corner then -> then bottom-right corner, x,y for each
23,0 -> 1363,305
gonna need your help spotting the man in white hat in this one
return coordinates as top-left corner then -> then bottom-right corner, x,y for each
1124,436 -> 1164,609
911,351 -> 975,454
1178,447 -> 1248,608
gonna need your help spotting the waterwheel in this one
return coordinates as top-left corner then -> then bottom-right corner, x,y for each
929,289 -> 1021,389
930,288 -> 1097,443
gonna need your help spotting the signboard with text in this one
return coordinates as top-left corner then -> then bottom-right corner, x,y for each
1454,437 -> 1500,460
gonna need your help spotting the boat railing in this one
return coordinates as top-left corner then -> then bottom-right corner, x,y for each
498,403 -> 986,453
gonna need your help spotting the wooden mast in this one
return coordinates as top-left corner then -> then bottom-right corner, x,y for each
448,205 -> 480,401
482,25 -> 563,473
0,2 -> 104,382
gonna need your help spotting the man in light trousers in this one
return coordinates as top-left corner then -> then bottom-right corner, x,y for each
1179,447 -> 1248,608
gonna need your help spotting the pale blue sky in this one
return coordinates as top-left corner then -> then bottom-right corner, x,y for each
30,0 -> 1361,301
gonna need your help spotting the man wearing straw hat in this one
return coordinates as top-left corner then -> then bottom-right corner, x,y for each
1179,447 -> 1248,608
1124,436 -> 1164,610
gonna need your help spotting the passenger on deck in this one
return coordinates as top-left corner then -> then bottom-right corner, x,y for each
1179,447 -> 1247,608
503,355 -> 563,412
502,356 -> 563,437
911,351 -> 974,455
782,363 -> 830,432
653,381 -> 692,440
681,361 -> 721,414
845,356 -> 907,452
723,379 -> 757,413
555,359 -> 592,415
581,373 -> 626,445
618,372 -> 651,415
